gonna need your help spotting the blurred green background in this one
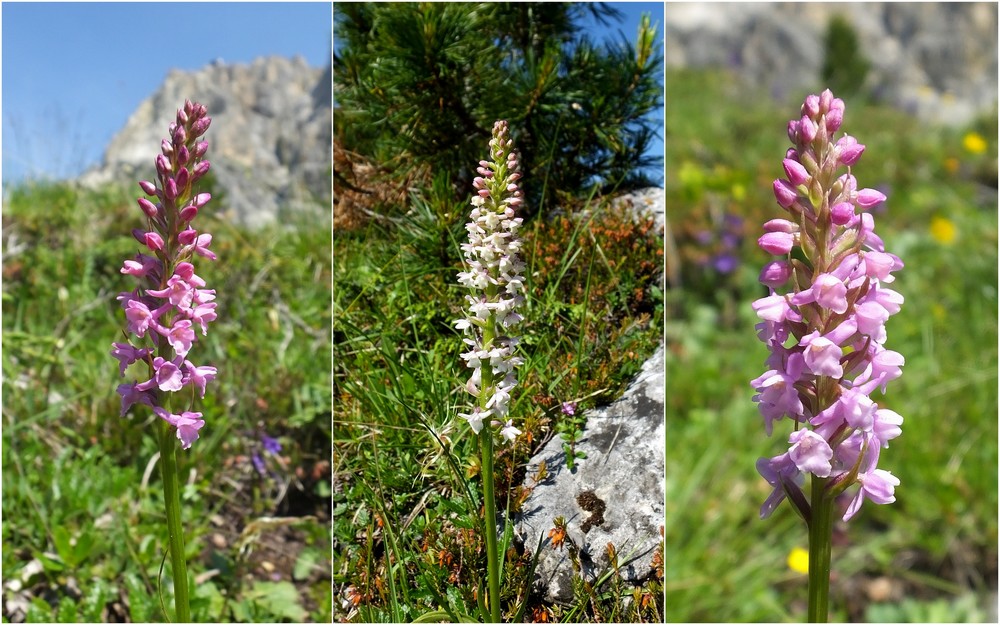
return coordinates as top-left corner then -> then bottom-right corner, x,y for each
1,179 -> 331,622
665,68 -> 998,622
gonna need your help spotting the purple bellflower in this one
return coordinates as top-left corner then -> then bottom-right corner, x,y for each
112,101 -> 217,450
751,90 -> 904,522
455,120 -> 526,443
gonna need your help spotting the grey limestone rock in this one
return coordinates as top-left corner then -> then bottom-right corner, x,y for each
79,55 -> 331,229
613,186 -> 664,235
515,344 -> 664,604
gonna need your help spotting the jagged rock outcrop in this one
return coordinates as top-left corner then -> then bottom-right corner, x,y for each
666,3 -> 998,126
80,55 -> 331,229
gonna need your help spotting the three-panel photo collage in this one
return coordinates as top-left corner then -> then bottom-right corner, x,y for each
2,2 -> 998,623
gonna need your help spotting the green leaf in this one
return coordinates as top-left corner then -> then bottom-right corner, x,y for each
124,572 -> 155,623
81,578 -> 112,622
246,581 -> 307,622
25,597 -> 55,623
193,580 -> 226,621
72,529 -> 95,566
36,550 -> 65,573
293,548 -> 320,581
52,525 -> 72,563
56,596 -> 77,623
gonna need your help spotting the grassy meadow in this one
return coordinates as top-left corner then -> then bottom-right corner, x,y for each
1,180 -> 332,622
665,69 -> 998,622
333,182 -> 664,622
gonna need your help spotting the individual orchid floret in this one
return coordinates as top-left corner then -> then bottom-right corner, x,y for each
751,89 -> 904,522
112,100 -> 217,450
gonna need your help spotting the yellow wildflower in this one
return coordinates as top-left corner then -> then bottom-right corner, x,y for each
787,546 -> 809,574
929,216 -> 958,244
963,132 -> 987,155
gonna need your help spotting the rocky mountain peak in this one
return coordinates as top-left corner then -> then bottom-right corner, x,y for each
81,55 -> 331,229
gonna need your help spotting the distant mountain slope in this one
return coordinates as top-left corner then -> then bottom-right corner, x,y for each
666,3 -> 998,126
81,55 -> 331,229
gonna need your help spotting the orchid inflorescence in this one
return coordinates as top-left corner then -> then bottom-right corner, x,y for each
112,100 -> 217,450
455,120 -> 526,443
752,90 -> 905,522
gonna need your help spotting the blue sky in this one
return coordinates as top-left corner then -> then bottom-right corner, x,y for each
580,2 -> 665,183
2,2 -> 331,185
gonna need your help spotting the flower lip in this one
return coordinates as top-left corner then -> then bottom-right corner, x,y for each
758,231 -> 794,255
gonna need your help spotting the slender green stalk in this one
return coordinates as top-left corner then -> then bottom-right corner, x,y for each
479,427 -> 502,623
807,475 -> 833,622
477,310 -> 501,624
158,418 -> 191,622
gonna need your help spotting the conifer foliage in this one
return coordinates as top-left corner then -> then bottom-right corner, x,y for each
333,2 -> 662,214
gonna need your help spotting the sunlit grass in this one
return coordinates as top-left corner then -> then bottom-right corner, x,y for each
333,189 -> 664,622
2,180 -> 332,622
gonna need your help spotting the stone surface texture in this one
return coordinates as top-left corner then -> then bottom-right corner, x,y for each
613,186 -> 665,234
666,3 -> 998,126
515,344 -> 664,604
80,56 -> 331,229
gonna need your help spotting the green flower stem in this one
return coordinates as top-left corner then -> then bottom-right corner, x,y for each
477,303 -> 501,624
807,475 -> 833,622
158,417 -> 191,622
479,426 -> 502,624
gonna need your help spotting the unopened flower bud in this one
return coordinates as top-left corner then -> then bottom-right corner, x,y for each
144,232 -> 164,251
191,118 -> 211,138
799,116 -> 818,143
191,161 -> 210,182
782,159 -> 810,186
137,198 -> 159,219
178,227 -> 198,245
758,231 -> 794,255
156,154 -> 171,176
179,204 -> 198,222
830,202 -> 855,225
773,179 -> 799,209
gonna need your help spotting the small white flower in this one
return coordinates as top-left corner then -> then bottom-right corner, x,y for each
459,407 -> 490,434
486,383 -> 512,417
469,300 -> 491,319
500,420 -> 521,443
